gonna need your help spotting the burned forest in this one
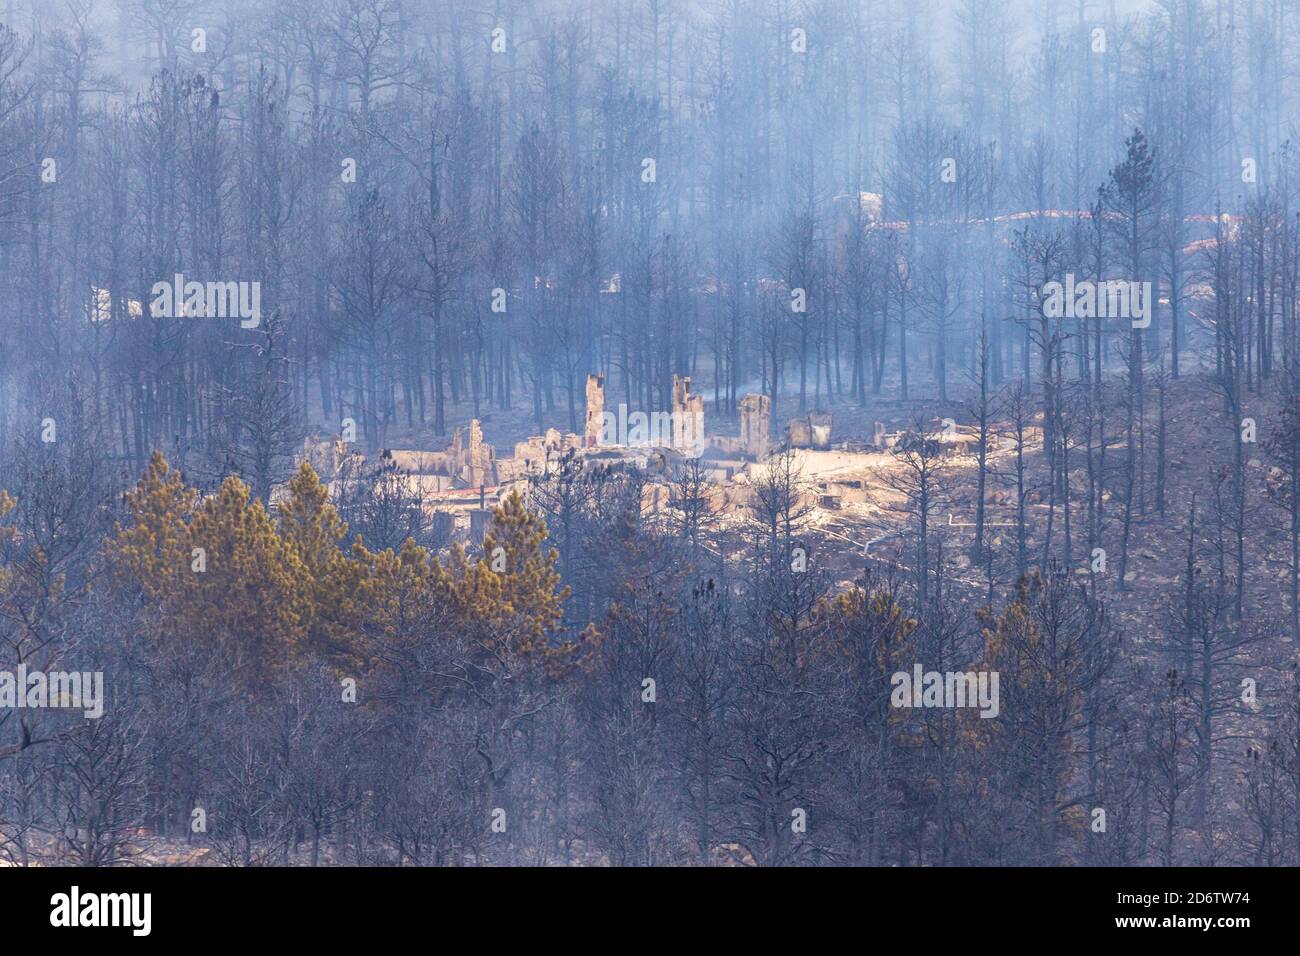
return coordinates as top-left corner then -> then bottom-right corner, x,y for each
0,0 -> 1297,876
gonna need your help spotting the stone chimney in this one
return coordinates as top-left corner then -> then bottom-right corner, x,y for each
671,375 -> 705,451
584,373 -> 605,447
739,393 -> 771,460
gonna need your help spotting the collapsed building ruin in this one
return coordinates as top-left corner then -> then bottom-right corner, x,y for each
298,373 -> 990,547
787,411 -> 833,450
